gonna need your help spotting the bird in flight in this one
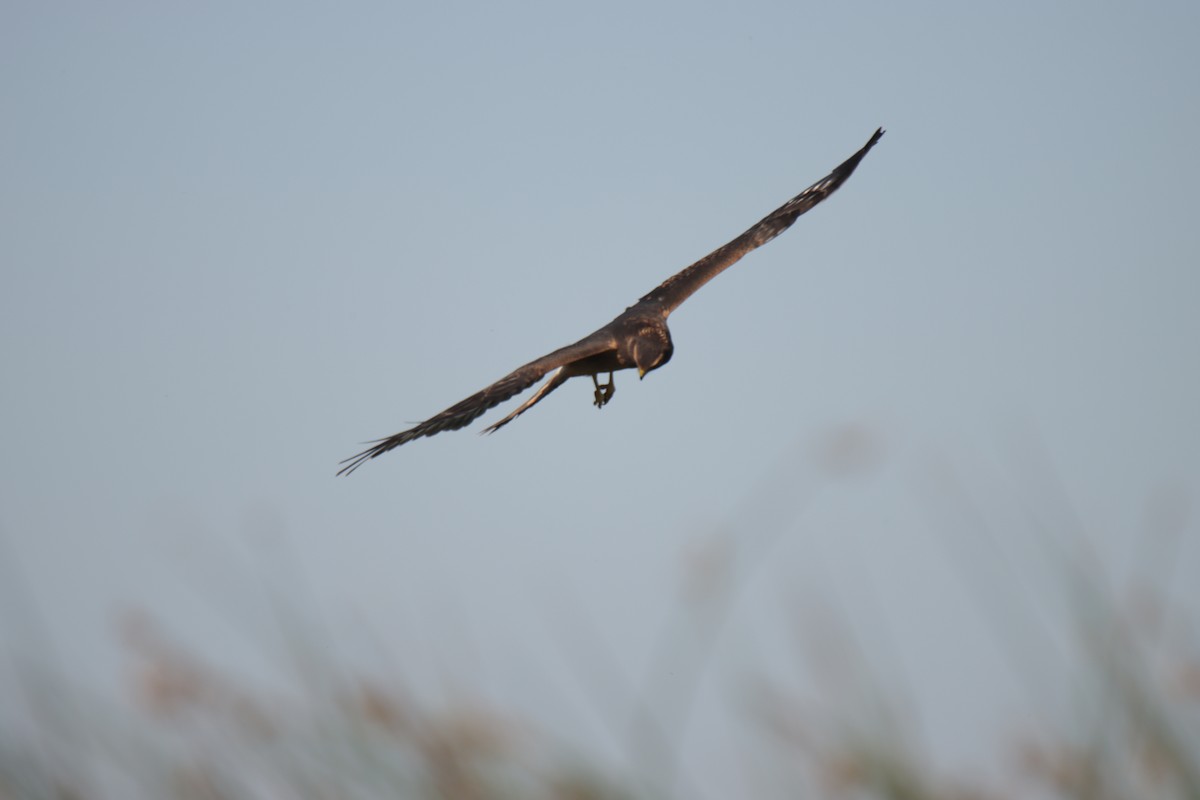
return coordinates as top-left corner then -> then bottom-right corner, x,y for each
339,128 -> 884,475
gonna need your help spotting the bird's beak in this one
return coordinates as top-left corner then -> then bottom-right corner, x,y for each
637,367 -> 646,380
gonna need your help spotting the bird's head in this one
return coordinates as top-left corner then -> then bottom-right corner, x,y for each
633,328 -> 673,379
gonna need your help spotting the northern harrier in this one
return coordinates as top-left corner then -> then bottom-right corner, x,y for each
339,128 -> 884,475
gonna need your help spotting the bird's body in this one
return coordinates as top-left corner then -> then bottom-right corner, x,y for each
339,128 -> 883,474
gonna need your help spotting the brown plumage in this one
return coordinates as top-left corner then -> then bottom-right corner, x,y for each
339,128 -> 884,475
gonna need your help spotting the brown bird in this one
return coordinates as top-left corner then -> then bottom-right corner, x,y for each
339,128 -> 884,475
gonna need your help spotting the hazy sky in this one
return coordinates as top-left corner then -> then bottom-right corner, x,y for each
3,0 -> 1199,793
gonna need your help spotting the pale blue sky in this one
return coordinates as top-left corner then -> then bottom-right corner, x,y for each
3,0 -> 1199,792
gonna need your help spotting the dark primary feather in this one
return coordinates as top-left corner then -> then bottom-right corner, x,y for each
337,331 -> 617,475
637,128 -> 884,316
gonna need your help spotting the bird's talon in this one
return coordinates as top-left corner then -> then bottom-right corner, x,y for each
591,372 -> 615,409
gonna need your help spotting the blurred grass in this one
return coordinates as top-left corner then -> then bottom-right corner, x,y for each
2,595 -> 1196,800
1,435 -> 1197,799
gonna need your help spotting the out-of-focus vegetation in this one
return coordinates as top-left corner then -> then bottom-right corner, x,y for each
5,558 -> 1196,800
2,445 -> 1197,799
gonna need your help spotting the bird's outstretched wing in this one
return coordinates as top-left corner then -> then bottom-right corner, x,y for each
637,128 -> 884,316
337,331 -> 618,475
